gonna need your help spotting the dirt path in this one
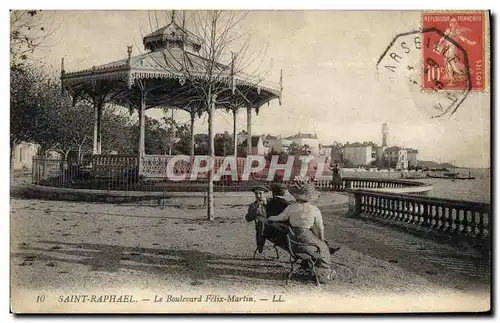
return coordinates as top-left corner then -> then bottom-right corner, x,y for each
10,193 -> 490,313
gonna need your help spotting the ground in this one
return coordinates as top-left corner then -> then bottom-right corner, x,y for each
10,190 -> 491,313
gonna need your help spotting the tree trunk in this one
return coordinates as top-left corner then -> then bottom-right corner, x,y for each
10,139 -> 18,172
62,150 -> 71,183
190,110 -> 195,156
233,109 -> 237,157
246,106 -> 252,156
78,145 -> 83,163
207,94 -> 215,221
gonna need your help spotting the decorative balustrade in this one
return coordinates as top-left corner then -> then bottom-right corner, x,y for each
93,155 -> 138,177
139,155 -> 249,179
350,189 -> 491,244
314,177 -> 432,195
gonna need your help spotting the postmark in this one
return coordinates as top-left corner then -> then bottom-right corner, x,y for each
375,11 -> 488,118
421,12 -> 485,91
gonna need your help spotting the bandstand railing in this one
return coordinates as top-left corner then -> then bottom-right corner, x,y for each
350,189 -> 491,247
31,155 -> 435,194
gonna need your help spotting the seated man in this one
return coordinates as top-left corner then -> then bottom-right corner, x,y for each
245,184 -> 291,255
266,183 -> 290,217
263,183 -> 292,247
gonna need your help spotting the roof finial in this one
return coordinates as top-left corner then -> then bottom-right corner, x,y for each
171,10 -> 176,24
60,57 -> 65,75
127,45 -> 133,65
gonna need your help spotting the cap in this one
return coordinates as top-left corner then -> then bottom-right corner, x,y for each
251,186 -> 269,193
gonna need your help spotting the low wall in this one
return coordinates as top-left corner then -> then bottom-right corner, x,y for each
349,189 -> 491,250
315,177 -> 433,196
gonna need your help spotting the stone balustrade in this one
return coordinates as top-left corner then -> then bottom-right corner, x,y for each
314,177 -> 433,195
350,189 -> 491,247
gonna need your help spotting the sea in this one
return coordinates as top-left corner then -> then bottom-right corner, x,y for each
338,168 -> 491,203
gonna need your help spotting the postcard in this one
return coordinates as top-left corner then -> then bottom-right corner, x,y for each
10,9 -> 491,314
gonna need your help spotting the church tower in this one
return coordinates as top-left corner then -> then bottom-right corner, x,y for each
382,123 -> 388,147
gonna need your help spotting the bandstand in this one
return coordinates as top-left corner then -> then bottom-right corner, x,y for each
60,13 -> 283,182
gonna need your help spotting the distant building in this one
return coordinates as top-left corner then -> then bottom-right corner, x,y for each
194,134 -> 209,151
337,123 -> 417,170
373,146 -> 386,167
330,146 -> 343,165
264,134 -> 291,154
383,146 -> 408,170
286,133 -> 320,156
343,142 -> 373,166
11,142 -> 61,172
407,148 -> 419,168
11,142 -> 39,172
382,122 -> 388,146
319,144 -> 333,164
241,136 -> 267,156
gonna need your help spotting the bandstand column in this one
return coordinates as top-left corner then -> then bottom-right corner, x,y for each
233,109 -> 238,157
246,106 -> 252,156
138,92 -> 146,156
190,108 -> 195,156
93,100 -> 103,155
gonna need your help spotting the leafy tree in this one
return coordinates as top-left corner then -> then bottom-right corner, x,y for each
10,64 -> 65,157
288,142 -> 300,155
288,142 -> 311,156
237,143 -> 247,158
100,108 -> 137,155
49,101 -> 94,160
267,148 -> 288,163
172,123 -> 192,155
214,131 -> 233,156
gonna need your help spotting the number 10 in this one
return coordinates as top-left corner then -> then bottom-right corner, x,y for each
427,65 -> 441,82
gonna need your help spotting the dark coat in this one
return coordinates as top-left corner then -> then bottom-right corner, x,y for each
265,196 -> 290,218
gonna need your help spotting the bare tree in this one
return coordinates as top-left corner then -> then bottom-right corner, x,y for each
142,10 -> 273,220
10,10 -> 62,68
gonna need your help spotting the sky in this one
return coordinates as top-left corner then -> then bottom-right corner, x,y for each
24,10 -> 490,168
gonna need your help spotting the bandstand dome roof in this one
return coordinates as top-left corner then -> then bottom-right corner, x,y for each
61,18 -> 282,111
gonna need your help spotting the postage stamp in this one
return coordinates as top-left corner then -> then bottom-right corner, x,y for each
421,12 -> 485,91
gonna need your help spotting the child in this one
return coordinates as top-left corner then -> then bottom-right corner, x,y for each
245,186 -> 269,254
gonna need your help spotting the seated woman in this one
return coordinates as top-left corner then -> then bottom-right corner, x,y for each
267,178 -> 334,284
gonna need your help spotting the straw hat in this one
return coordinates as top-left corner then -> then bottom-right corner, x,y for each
289,176 -> 318,202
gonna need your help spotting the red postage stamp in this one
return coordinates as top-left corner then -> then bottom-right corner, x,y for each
421,12 -> 485,91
